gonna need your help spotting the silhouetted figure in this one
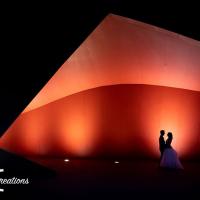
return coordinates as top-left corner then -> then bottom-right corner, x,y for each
160,132 -> 183,169
159,130 -> 165,159
165,132 -> 173,148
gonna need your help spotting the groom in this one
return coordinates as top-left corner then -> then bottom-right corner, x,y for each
159,130 -> 165,159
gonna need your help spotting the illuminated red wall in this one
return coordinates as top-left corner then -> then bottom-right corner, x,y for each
1,85 -> 200,159
0,14 -> 200,159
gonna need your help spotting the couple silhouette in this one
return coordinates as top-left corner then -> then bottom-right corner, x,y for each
159,130 -> 183,169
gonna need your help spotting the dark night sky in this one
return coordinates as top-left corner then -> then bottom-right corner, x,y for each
0,1 -> 200,136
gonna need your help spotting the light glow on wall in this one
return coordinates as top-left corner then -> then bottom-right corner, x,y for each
0,14 -> 200,160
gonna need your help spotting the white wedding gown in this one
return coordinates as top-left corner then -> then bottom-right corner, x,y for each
160,148 -> 184,169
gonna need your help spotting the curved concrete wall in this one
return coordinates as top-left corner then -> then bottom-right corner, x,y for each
1,85 -> 200,159
0,14 -> 200,159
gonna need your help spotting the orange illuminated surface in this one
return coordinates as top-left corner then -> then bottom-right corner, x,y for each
0,14 -> 200,159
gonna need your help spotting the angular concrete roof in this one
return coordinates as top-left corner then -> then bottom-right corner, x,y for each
23,13 -> 200,113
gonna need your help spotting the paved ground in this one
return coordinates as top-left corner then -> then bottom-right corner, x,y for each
29,158 -> 200,199
0,150 -> 199,199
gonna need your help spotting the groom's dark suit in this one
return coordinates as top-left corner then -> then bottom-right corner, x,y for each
159,135 -> 165,158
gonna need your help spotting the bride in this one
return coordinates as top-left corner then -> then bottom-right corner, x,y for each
160,132 -> 184,169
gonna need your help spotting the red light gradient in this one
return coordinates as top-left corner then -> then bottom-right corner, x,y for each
0,14 -> 200,160
23,14 -> 200,113
0,85 -> 200,159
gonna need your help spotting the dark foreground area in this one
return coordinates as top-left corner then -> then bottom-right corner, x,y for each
0,150 -> 199,199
